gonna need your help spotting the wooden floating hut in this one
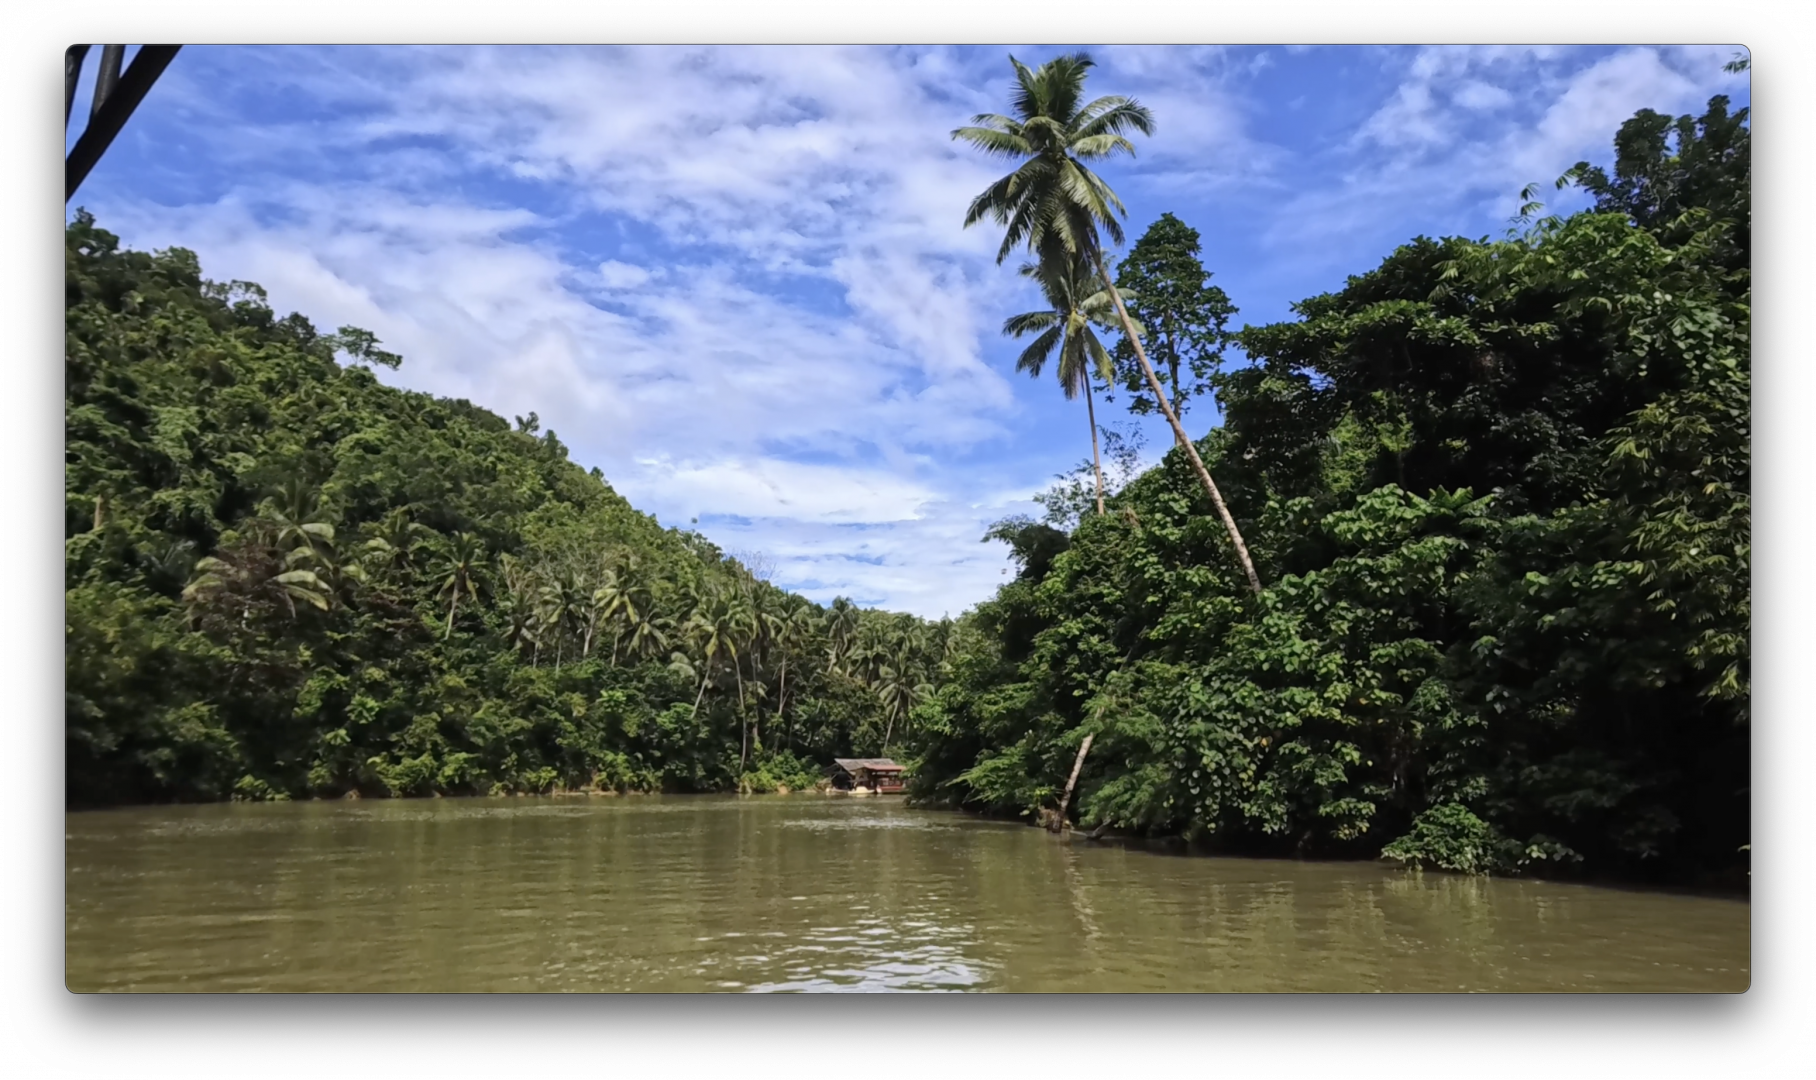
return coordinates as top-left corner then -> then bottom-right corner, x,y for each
829,758 -> 906,795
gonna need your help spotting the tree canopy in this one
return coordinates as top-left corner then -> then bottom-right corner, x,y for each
912,87 -> 1749,886
1107,212 -> 1237,427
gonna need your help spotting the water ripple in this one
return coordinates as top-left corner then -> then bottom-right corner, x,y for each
65,795 -> 1749,993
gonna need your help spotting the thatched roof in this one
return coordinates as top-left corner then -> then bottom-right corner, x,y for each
831,758 -> 904,772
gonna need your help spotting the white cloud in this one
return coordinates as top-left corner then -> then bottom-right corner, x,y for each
1355,81 -> 1446,150
83,44 -> 1746,618
1503,48 -> 1702,182
623,456 -> 938,525
1453,79 -> 1514,112
598,260 -> 655,289
1095,45 -> 1285,190
1270,45 -> 1746,256
95,46 -> 1061,616
676,493 -> 1040,618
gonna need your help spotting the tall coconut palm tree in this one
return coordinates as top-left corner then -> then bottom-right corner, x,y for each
953,52 -> 1262,593
597,560 -> 654,667
264,478 -> 337,565
497,552 -> 542,661
430,532 -> 486,641
686,590 -> 756,763
183,530 -> 333,622
771,601 -> 818,751
623,607 -> 670,663
1003,253 -> 1139,516
825,597 -> 859,675
537,570 -> 589,669
361,507 -> 425,578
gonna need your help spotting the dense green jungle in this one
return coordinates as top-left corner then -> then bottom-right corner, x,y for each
65,70 -> 1747,887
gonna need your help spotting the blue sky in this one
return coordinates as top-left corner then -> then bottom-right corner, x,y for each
67,44 -> 1749,618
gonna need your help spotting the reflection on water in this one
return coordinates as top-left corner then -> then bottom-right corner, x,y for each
65,796 -> 1748,993
744,913 -> 988,992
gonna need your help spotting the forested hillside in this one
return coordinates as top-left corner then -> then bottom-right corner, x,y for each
65,213 -> 954,806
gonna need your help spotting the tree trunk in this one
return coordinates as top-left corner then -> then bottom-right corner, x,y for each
445,589 -> 457,640
774,657 -> 788,745
735,658 -> 749,769
748,654 -> 761,752
1053,734 -> 1095,833
1091,251 -> 1262,595
1168,356 -> 1185,434
1084,379 -> 1107,516
1153,327 -> 1183,447
692,671 -> 709,719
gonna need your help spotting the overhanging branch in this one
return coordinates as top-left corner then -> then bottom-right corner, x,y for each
65,44 -> 182,202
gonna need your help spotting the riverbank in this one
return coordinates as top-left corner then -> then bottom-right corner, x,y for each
907,796 -> 1753,897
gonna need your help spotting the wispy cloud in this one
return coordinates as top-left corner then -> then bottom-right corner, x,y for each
77,45 -> 1748,617
1266,45 -> 1747,261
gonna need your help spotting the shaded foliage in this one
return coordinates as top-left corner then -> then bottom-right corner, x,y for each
912,89 -> 1748,885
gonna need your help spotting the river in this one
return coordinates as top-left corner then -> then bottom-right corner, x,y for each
64,795 -> 1749,992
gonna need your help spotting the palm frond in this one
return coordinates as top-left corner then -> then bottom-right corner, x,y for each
951,125 -> 1030,159
1074,96 -> 1155,140
1008,55 -> 1043,120
275,569 -> 326,588
1054,335 -> 1092,400
1069,132 -> 1138,160
1085,330 -> 1116,383
1041,53 -> 1096,126
1020,115 -> 1069,149
964,112 -> 1020,131
962,159 -> 1038,229
1080,286 -> 1136,331
1002,309 -> 1061,336
1038,199 -> 1094,261
1014,325 -> 1065,377
1058,159 -> 1124,231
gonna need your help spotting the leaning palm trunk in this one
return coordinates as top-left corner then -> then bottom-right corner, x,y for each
773,657 -> 788,749
1090,251 -> 1262,594
747,655 -> 761,756
1052,734 -> 1095,833
735,661 -> 749,769
1084,378 -> 1107,516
